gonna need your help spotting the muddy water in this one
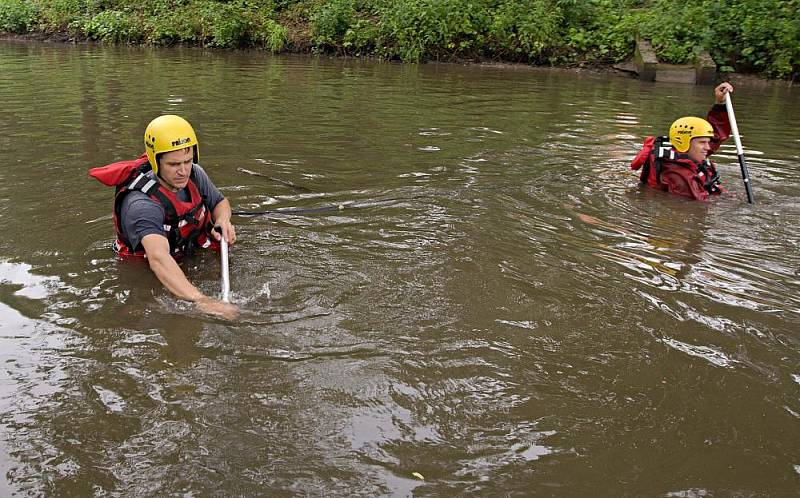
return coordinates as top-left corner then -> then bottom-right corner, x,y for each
1,40 -> 799,496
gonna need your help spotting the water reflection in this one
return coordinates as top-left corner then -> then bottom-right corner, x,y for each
0,260 -> 60,300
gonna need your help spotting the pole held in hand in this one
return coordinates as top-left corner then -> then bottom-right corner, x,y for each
724,92 -> 755,204
215,226 -> 231,303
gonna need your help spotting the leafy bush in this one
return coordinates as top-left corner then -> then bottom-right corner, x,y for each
145,6 -> 203,45
32,0 -> 92,32
82,9 -> 139,42
0,0 -> 39,32
310,0 -> 356,47
713,0 -> 798,79
560,1 -> 642,63
342,17 -> 378,54
252,15 -> 288,52
202,2 -> 250,47
376,0 -> 491,61
489,0 -> 562,62
635,1 -> 712,64
144,1 -> 252,47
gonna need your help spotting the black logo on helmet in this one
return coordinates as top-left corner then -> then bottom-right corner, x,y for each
171,137 -> 192,147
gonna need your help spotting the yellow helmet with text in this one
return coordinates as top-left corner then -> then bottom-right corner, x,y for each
144,115 -> 199,176
669,116 -> 714,153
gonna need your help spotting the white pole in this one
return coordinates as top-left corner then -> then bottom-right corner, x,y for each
220,234 -> 230,302
724,92 -> 755,204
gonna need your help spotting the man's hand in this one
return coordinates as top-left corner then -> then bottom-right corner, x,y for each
195,296 -> 239,320
141,234 -> 239,320
213,220 -> 236,245
212,198 -> 236,245
715,82 -> 734,104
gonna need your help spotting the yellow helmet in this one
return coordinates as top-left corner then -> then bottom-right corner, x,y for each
669,117 -> 714,153
144,115 -> 199,176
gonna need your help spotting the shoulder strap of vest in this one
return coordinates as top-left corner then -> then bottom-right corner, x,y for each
653,136 -> 676,161
111,162 -> 159,253
641,136 -> 670,184
148,190 -> 181,251
189,164 -> 210,208
125,171 -> 161,197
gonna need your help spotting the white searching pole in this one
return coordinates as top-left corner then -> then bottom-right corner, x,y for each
724,92 -> 755,204
220,234 -> 231,303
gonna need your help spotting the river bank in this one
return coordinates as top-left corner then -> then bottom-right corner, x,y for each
1,0 -> 797,80
2,32 -> 792,91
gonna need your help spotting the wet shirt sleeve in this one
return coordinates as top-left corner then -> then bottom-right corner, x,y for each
119,191 -> 166,251
191,164 -> 225,213
707,104 -> 731,155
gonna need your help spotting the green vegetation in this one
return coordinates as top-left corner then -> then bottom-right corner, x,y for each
1,0 -> 797,79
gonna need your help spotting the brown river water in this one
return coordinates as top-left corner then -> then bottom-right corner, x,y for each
1,40 -> 799,496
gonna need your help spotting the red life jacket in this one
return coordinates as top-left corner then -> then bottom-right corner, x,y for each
88,153 -> 218,258
631,136 -> 722,201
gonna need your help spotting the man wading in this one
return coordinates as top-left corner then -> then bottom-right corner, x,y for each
89,115 -> 238,319
631,82 -> 735,201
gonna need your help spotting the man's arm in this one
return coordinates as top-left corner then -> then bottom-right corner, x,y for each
141,233 -> 238,319
707,82 -> 734,155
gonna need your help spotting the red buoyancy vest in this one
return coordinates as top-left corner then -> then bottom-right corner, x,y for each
630,137 -> 723,201
88,153 -> 218,258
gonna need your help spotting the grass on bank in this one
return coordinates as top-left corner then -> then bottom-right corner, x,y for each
1,0 -> 797,79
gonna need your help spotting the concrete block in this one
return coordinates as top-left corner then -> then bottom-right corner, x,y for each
695,50 -> 716,85
634,40 -> 657,81
656,64 -> 697,84
635,40 -> 717,85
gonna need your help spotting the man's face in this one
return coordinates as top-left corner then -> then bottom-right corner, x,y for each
687,137 -> 712,163
158,147 -> 193,190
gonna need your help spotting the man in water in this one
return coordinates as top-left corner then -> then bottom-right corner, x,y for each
90,115 -> 238,319
631,82 -> 735,200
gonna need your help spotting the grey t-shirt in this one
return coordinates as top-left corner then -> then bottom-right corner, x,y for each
119,164 -> 224,251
